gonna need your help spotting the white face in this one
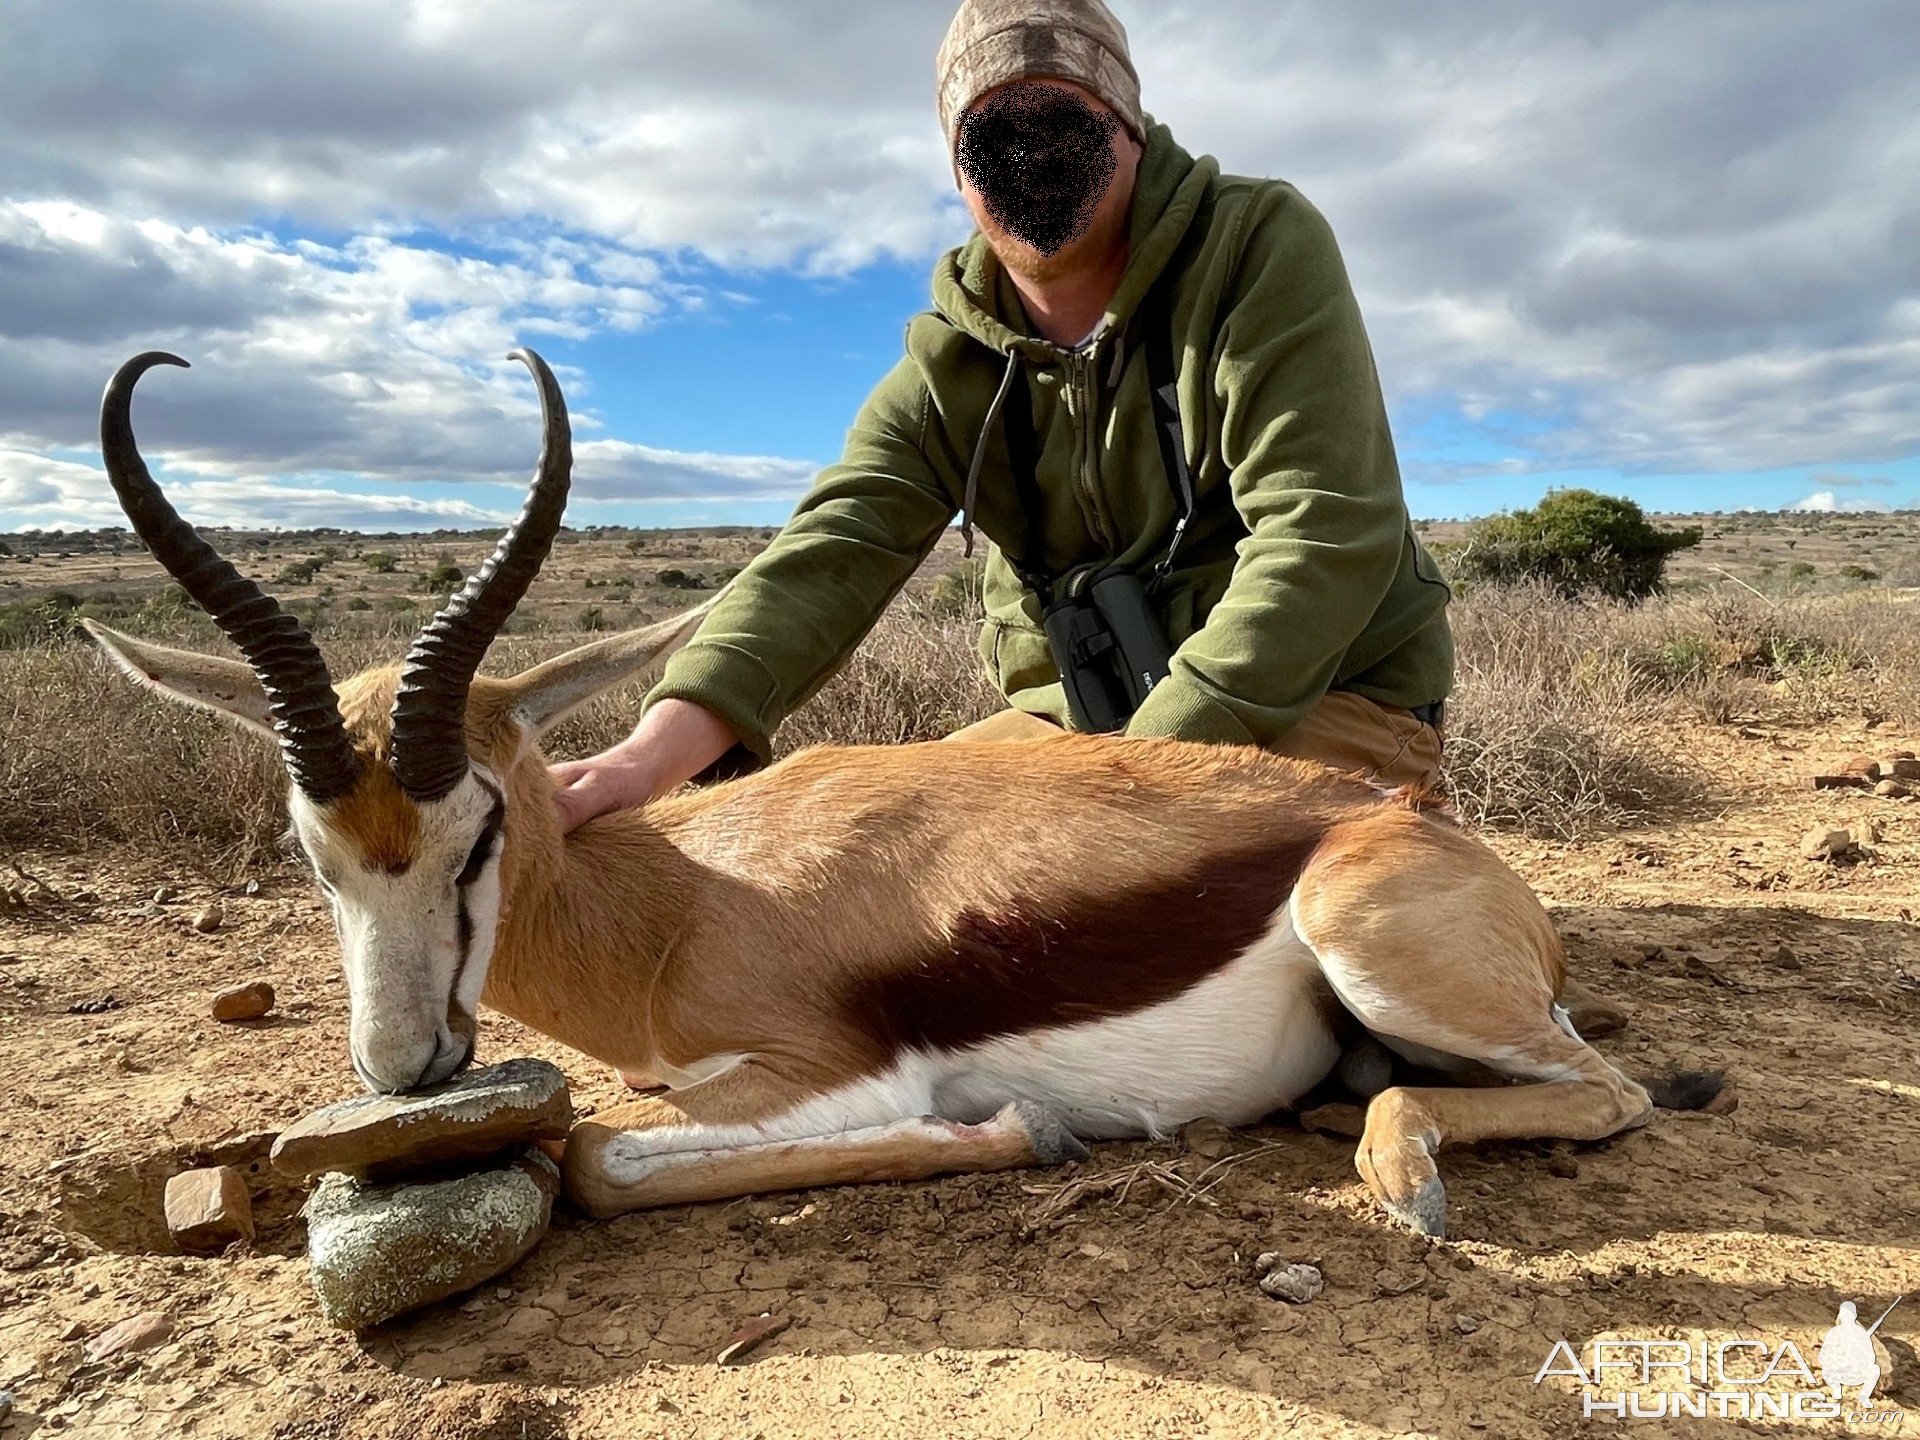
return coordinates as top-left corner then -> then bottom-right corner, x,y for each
291,766 -> 507,1093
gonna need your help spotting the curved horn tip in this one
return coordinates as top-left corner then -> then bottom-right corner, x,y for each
506,346 -> 552,377
104,351 -> 191,397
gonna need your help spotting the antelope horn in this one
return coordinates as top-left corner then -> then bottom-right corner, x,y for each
100,352 -> 362,803
389,348 -> 572,801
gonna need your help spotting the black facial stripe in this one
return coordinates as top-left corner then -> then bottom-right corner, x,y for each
456,799 -> 506,889
455,891 -> 473,958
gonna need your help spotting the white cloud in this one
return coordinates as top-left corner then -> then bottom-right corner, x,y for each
1,0 -> 1917,525
1788,489 -> 1895,515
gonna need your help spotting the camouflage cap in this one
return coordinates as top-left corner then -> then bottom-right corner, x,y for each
936,0 -> 1144,144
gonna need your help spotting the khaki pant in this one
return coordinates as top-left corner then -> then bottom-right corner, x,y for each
945,689 -> 1444,790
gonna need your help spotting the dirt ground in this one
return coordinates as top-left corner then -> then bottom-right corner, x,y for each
2,715 -> 1918,1439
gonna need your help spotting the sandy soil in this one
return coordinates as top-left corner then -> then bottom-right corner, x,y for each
2,716 -> 1918,1439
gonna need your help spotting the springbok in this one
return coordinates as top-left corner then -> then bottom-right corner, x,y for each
86,349 -> 1715,1238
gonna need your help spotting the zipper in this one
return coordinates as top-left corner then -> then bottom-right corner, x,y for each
1069,333 -> 1116,552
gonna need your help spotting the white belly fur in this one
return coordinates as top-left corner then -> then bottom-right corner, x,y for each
927,909 -> 1340,1139
610,911 -> 1340,1183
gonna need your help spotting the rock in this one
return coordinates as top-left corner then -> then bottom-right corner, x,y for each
716,1312 -> 792,1365
1885,758 -> 1920,781
153,885 -> 178,905
1547,1153 -> 1580,1179
1770,945 -> 1802,970
1811,774 -> 1872,791
1875,779 -> 1914,799
1178,1117 -> 1239,1161
271,1058 -> 573,1182
190,905 -> 223,934
65,995 -> 122,1015
85,1311 -> 174,1361
0,1391 -> 12,1423
163,1167 -> 255,1254
1254,1254 -> 1324,1304
1841,755 -> 1882,780
210,981 -> 275,1023
303,1149 -> 559,1329
1700,1077 -> 1740,1115
1456,1313 -> 1483,1335
1801,827 -> 1854,861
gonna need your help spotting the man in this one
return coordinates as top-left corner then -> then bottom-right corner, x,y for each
552,0 -> 1454,833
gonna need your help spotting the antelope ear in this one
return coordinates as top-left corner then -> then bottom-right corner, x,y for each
501,595 -> 720,737
82,619 -> 275,739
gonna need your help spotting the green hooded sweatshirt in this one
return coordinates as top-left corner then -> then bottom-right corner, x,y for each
646,120 -> 1454,766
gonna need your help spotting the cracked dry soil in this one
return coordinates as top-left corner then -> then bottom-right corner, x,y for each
1,720 -> 1918,1438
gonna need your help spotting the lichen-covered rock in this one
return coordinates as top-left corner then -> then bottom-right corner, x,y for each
304,1149 -> 559,1330
270,1058 -> 571,1181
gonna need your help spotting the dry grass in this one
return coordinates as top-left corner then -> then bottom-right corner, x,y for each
2,578 -> 1913,870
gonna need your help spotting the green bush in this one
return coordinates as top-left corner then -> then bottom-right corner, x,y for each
1451,489 -> 1702,603
363,551 -> 398,573
927,558 -> 987,617
656,568 -> 706,591
420,555 -> 465,594
576,606 -> 608,632
1840,564 -> 1880,582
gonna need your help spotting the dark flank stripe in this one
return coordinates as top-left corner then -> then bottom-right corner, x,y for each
845,832 -> 1325,1058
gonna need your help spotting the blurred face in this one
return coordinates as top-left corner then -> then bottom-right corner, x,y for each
954,78 -> 1140,282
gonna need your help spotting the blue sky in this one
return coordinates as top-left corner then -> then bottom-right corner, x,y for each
2,0 -> 1916,532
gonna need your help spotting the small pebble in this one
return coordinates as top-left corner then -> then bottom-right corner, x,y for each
153,885 -> 178,905
1547,1153 -> 1580,1179
1456,1313 -> 1482,1335
1253,1252 -> 1325,1304
210,981 -> 275,1023
190,905 -> 224,934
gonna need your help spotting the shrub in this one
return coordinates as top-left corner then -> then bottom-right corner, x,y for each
1450,489 -> 1702,602
576,606 -> 609,632
656,568 -> 706,590
927,558 -> 987,618
420,555 -> 465,594
363,551 -> 398,573
1840,564 -> 1879,582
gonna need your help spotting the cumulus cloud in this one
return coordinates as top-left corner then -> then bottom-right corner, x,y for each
1788,489 -> 1895,515
1,0 -> 1917,526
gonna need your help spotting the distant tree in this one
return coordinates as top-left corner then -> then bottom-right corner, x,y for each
1450,489 -> 1702,603
420,553 -> 465,594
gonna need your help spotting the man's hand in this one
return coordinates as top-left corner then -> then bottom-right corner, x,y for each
549,699 -> 740,835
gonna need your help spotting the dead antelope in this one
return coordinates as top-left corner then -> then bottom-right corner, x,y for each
87,349 -> 1716,1238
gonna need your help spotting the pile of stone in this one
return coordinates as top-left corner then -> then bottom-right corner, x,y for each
1811,752 -> 1920,799
266,1058 -> 573,1329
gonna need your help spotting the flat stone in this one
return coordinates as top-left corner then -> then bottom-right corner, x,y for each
164,1166 -> 254,1254
1810,774 -> 1872,790
271,1058 -> 571,1182
1885,758 -> 1920,781
1876,779 -> 1914,799
210,980 -> 275,1023
85,1311 -> 174,1361
304,1149 -> 559,1330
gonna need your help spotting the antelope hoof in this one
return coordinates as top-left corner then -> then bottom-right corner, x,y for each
1357,1135 -> 1448,1238
1001,1102 -> 1088,1167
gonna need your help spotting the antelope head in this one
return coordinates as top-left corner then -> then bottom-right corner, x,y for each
85,350 -> 707,1092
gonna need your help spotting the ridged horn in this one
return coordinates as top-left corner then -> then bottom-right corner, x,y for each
389,348 -> 572,801
100,352 -> 362,803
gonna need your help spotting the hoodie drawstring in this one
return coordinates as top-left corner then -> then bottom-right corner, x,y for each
958,348 -> 1022,560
